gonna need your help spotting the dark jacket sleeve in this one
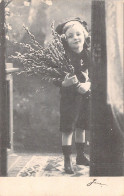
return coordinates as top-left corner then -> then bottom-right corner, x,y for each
53,80 -> 63,88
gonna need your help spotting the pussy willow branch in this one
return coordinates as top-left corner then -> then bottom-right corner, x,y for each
10,24 -> 75,82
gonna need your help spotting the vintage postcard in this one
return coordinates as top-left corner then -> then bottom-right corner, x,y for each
0,0 -> 124,195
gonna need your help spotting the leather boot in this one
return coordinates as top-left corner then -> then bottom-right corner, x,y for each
62,145 -> 74,174
75,143 -> 89,166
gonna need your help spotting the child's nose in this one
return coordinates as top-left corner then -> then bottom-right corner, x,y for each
73,35 -> 78,39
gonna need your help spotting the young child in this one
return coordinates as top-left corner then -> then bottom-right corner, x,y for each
55,18 -> 91,174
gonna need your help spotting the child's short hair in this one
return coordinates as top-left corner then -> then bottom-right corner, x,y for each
62,21 -> 89,38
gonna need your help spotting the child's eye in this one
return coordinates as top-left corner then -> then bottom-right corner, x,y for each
67,34 -> 73,38
76,32 -> 81,36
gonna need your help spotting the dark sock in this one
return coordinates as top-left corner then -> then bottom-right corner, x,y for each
75,143 -> 89,166
75,143 -> 85,155
62,145 -> 74,174
62,145 -> 72,155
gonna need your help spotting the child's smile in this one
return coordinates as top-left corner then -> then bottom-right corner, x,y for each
65,24 -> 85,53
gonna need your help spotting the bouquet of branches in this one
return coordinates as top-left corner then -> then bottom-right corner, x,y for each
10,23 -> 75,84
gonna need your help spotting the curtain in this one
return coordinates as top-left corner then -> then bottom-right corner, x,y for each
106,0 -> 124,137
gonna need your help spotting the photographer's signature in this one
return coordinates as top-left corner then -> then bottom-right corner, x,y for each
87,179 -> 107,187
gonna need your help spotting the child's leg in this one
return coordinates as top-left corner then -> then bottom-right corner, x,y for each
75,128 -> 85,143
62,132 -> 73,145
75,128 -> 89,166
62,132 -> 74,174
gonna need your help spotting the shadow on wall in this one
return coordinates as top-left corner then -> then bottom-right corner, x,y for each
9,0 -> 91,153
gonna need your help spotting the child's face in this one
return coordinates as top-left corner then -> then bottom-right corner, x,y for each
65,24 -> 85,53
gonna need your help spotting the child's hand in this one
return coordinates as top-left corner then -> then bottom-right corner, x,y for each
62,73 -> 79,87
77,82 -> 91,94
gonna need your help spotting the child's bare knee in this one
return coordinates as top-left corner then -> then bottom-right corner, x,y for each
75,128 -> 84,133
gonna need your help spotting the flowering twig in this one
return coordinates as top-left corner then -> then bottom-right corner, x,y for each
10,23 -> 75,84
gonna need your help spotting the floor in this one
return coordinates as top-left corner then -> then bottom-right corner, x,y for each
7,152 -> 89,177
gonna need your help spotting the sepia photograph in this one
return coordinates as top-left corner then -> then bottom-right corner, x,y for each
0,0 -> 124,195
